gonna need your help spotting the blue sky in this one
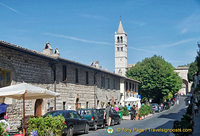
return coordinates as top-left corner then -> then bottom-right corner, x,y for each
0,0 -> 200,72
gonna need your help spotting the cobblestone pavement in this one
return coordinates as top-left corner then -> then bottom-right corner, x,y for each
75,97 -> 187,136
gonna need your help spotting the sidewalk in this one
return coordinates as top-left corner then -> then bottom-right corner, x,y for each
193,110 -> 200,136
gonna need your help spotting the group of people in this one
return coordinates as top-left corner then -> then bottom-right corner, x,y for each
104,102 -> 123,127
128,104 -> 139,120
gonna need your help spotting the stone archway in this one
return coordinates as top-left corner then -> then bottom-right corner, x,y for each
179,79 -> 188,95
174,67 -> 191,94
34,99 -> 43,117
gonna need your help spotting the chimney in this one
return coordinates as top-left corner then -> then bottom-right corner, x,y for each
91,61 -> 102,68
95,61 -> 99,68
91,61 -> 95,66
54,48 -> 60,57
43,42 -> 53,55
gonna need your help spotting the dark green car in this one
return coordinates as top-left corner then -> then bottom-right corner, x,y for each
77,109 -> 105,130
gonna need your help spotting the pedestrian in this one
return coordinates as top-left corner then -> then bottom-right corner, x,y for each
177,98 -> 179,105
118,103 -> 122,109
114,105 -> 119,112
130,105 -> 135,120
105,102 -> 112,127
135,105 -> 139,120
128,104 -> 131,111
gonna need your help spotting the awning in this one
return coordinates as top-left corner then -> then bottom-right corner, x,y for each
0,83 -> 60,100
125,97 -> 141,102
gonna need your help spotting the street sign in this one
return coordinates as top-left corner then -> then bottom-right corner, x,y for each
137,95 -> 141,99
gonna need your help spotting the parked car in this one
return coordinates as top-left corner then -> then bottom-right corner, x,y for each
100,108 -> 121,126
158,104 -> 164,112
43,110 -> 89,136
77,109 -> 104,130
151,103 -> 160,113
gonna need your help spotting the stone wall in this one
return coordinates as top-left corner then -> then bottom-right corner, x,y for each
0,45 -> 122,130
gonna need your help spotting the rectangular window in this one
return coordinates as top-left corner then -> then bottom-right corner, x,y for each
126,82 -> 128,91
86,71 -> 89,84
86,102 -> 88,109
94,72 -> 96,85
129,82 -> 132,91
62,65 -> 67,81
121,47 -> 123,51
63,102 -> 66,110
0,69 -> 11,88
107,78 -> 110,89
53,69 -> 56,81
117,47 -> 120,51
47,102 -> 50,111
132,83 -> 135,91
135,84 -> 138,92
101,76 -> 105,89
113,79 -> 116,89
75,68 -> 78,83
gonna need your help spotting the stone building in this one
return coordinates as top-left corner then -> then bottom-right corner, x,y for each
174,67 -> 192,95
0,40 -> 139,130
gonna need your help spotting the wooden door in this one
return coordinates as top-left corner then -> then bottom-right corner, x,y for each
34,99 -> 43,117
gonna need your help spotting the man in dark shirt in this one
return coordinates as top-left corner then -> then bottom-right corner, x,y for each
105,102 -> 112,126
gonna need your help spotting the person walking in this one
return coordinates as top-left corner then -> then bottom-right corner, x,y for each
130,105 -> 136,120
118,103 -> 122,109
105,102 -> 112,127
128,104 -> 131,111
135,105 -> 139,120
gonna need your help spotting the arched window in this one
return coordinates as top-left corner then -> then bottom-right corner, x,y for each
121,36 -> 123,43
117,37 -> 120,43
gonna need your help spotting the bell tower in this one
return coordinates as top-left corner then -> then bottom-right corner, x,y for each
115,19 -> 127,76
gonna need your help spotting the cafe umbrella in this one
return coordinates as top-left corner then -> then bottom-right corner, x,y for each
0,82 -> 60,135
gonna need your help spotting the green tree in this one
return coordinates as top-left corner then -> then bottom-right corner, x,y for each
126,55 -> 182,103
196,43 -> 200,72
187,61 -> 198,82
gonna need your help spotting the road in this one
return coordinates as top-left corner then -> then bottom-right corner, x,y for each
75,96 -> 187,136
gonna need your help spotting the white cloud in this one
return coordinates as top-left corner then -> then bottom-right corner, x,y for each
180,28 -> 188,34
152,38 -> 199,48
178,10 -> 200,33
44,32 -> 112,46
0,2 -> 21,15
128,46 -> 157,54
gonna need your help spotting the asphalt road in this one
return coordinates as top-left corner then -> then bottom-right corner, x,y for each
75,96 -> 187,136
